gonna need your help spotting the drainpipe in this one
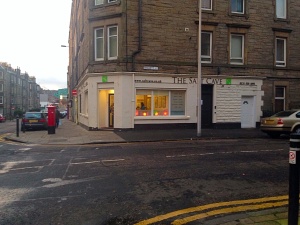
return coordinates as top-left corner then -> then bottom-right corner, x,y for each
131,0 -> 142,72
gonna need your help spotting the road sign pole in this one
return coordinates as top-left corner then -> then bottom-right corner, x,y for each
288,133 -> 300,225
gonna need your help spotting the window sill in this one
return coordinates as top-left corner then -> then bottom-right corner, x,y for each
135,116 -> 190,120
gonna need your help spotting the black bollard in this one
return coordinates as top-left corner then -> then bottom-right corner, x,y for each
288,133 -> 300,225
16,117 -> 19,137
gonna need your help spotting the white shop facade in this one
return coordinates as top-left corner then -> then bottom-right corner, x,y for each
73,73 -> 264,130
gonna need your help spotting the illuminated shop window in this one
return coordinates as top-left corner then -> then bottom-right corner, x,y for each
136,90 -> 185,117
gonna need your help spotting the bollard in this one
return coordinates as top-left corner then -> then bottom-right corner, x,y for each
288,133 -> 300,225
16,117 -> 19,137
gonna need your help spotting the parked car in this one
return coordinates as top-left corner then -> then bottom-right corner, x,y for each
21,112 -> 48,131
0,114 -> 6,123
260,109 -> 300,138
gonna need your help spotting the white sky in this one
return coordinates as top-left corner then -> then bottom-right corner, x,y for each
0,0 -> 72,90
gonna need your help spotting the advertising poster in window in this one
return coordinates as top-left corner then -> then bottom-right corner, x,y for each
171,91 -> 185,115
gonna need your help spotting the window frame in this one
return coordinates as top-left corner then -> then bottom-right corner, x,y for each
276,0 -> 287,19
94,27 -> 104,61
201,31 -> 212,63
0,84 -> 3,92
230,34 -> 244,65
0,71 -> 3,79
135,90 -> 186,117
231,0 -> 245,14
95,0 -> 117,6
0,96 -> 3,104
201,0 -> 212,11
275,37 -> 286,67
107,25 -> 118,60
274,86 -> 285,112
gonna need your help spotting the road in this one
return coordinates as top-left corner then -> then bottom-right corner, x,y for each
0,134 -> 290,225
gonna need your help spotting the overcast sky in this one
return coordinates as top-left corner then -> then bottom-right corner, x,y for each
0,0 -> 72,90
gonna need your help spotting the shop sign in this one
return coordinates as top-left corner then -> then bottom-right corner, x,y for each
173,77 -> 224,85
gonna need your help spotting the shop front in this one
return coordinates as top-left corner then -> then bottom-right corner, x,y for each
76,73 -> 264,130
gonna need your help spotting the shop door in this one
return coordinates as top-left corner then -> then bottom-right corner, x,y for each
109,94 -> 114,127
241,96 -> 255,128
202,85 -> 213,128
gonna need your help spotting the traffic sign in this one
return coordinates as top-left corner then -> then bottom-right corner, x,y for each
72,89 -> 77,96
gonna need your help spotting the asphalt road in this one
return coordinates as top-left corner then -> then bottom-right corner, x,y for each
0,136 -> 290,225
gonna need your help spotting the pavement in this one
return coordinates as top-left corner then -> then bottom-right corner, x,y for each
5,117 -> 271,145
4,118 -> 299,224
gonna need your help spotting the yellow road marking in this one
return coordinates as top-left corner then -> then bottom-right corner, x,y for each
172,200 -> 288,225
134,195 -> 289,225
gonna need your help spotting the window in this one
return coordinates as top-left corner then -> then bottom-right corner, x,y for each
0,96 -> 3,104
276,37 -> 286,67
0,84 -> 3,92
95,28 -> 104,61
108,26 -> 118,59
276,0 -> 286,19
230,34 -> 244,64
231,0 -> 244,14
275,86 -> 285,112
84,91 -> 88,114
95,0 -> 104,5
201,32 -> 212,63
95,0 -> 116,6
136,90 -> 185,117
201,0 -> 212,10
0,71 -> 3,79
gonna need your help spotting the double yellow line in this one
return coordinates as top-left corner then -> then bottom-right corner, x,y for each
135,195 -> 289,225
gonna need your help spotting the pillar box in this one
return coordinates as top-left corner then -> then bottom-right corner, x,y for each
47,105 -> 56,134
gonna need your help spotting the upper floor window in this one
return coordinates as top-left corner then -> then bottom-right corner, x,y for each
94,25 -> 118,61
231,0 -> 244,14
201,0 -> 212,10
0,96 -> 3,104
108,26 -> 118,59
95,28 -> 104,61
201,32 -> 212,63
276,37 -> 286,67
276,0 -> 286,19
0,84 -> 3,92
95,0 -> 117,5
0,71 -> 3,79
230,34 -> 244,65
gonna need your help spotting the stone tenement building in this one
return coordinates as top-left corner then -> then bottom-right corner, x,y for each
67,0 -> 300,130
0,63 -> 41,118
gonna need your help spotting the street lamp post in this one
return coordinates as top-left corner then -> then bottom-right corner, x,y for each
197,0 -> 202,137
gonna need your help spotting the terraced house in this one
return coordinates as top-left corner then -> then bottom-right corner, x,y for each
67,0 -> 300,130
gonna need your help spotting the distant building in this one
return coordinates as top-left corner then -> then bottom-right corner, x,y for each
0,62 -> 41,118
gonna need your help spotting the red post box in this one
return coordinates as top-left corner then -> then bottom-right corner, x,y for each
47,105 -> 56,134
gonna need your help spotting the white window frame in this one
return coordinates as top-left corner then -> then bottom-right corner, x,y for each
108,0 -> 117,3
201,32 -> 212,63
108,26 -> 118,60
95,28 -> 104,61
231,0 -> 244,14
276,37 -> 286,67
230,34 -> 244,65
276,0 -> 287,19
201,0 -> 212,10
